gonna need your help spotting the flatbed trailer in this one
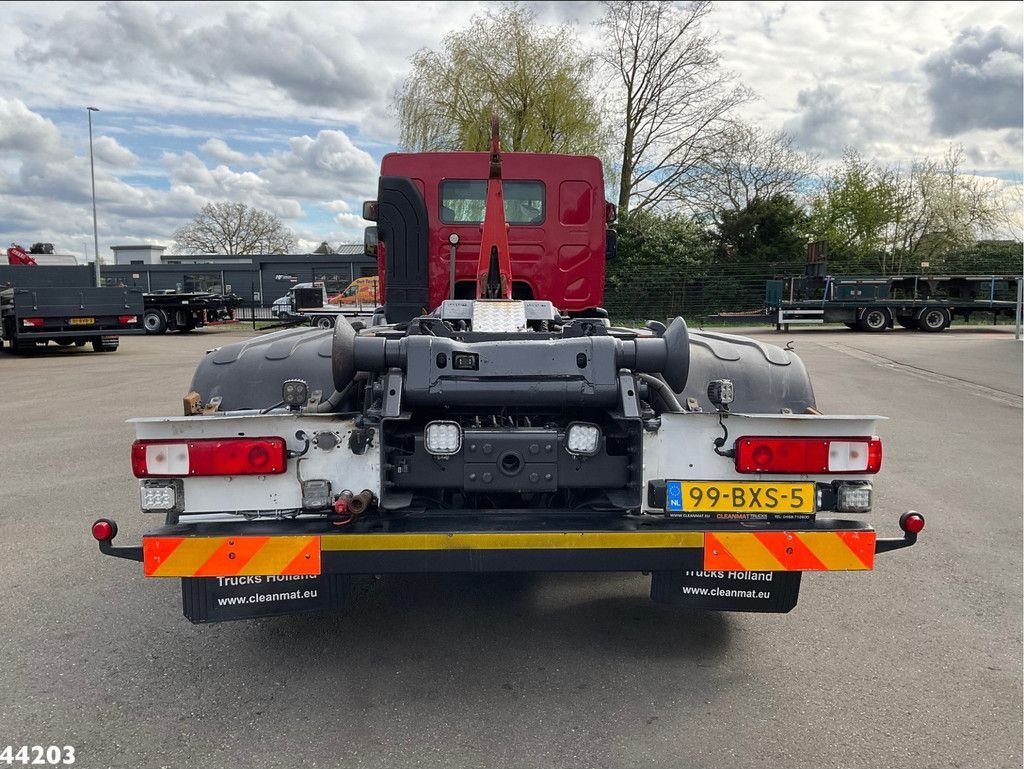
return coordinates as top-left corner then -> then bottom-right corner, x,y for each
769,273 -> 1022,332
142,291 -> 242,334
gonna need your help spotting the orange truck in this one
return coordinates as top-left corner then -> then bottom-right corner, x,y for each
329,276 -> 379,306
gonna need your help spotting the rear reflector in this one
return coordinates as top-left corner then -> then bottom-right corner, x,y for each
132,437 -> 288,477
735,436 -> 882,474
91,519 -> 116,542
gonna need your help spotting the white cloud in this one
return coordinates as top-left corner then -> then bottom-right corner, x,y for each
0,1 -> 1021,256
92,135 -> 138,167
709,1 -> 1023,170
0,97 -> 62,155
200,138 -> 248,165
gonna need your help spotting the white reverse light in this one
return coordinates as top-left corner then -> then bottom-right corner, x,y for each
424,421 -> 462,455
145,443 -> 189,475
828,441 -> 870,472
566,423 -> 601,456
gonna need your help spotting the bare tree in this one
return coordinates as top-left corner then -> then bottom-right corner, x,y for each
597,0 -> 751,217
685,121 -> 819,225
395,5 -> 606,155
173,202 -> 294,255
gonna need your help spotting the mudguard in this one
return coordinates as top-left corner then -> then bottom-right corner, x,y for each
675,330 -> 815,413
190,326 -> 813,415
190,327 -> 335,410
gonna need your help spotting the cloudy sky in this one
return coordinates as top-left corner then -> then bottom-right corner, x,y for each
0,1 -> 1020,261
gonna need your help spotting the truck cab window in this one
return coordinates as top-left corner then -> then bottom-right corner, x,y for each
440,180 -> 545,224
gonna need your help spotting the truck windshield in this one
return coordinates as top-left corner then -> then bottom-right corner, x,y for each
440,180 -> 545,224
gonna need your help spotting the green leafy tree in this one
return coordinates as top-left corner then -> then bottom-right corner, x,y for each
604,210 -> 714,320
808,150 -> 898,272
395,5 -> 605,155
716,194 -> 809,273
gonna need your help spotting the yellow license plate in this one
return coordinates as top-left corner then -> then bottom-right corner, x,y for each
676,482 -> 814,513
69,317 -> 95,326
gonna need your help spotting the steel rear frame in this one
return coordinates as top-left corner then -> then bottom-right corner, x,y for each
97,512 -> 919,574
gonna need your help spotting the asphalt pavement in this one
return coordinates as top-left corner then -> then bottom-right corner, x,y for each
0,324 -> 1021,769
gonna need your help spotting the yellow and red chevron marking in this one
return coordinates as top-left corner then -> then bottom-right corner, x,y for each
143,536 -> 320,577
704,531 -> 875,571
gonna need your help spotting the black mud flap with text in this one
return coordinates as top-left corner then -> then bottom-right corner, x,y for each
181,575 -> 347,623
650,570 -> 801,613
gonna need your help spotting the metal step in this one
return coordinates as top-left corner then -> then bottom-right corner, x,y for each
778,308 -> 824,325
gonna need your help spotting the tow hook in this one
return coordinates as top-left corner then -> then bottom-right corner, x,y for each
874,511 -> 925,554
91,518 -> 143,562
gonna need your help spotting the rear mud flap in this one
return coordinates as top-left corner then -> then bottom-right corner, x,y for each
181,574 -> 347,623
650,570 -> 801,613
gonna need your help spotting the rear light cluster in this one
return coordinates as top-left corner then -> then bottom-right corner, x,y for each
131,437 -> 287,477
22,318 -> 44,327
735,436 -> 882,474
118,315 -> 138,325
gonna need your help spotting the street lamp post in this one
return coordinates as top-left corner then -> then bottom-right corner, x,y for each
87,106 -> 101,286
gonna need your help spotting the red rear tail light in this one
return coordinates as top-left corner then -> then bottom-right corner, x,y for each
900,512 -> 925,534
131,437 -> 288,477
735,436 -> 882,474
118,315 -> 138,324
91,519 -> 117,541
22,317 -> 44,327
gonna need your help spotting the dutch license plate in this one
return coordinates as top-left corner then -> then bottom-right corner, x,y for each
667,481 -> 814,514
69,317 -> 95,326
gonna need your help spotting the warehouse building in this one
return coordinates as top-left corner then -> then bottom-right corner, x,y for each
100,246 -> 376,306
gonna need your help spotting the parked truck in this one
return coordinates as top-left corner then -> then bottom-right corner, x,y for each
94,120 -> 923,622
2,245 -> 143,353
769,245 -> 1021,332
142,290 -> 242,335
273,280 -> 378,328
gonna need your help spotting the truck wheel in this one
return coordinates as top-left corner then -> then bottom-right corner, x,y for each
918,307 -> 951,333
857,307 -> 891,332
896,316 -> 918,330
315,316 -> 335,329
92,337 -> 119,352
843,322 -> 858,330
143,310 -> 168,335
55,339 -> 75,347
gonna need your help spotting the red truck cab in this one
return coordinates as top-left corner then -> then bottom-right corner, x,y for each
368,152 -> 613,319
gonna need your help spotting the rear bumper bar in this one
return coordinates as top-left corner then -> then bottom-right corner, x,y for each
95,512 -> 922,576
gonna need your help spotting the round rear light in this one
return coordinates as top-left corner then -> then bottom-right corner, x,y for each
91,519 -> 116,542
900,512 -> 925,535
248,445 -> 270,468
751,445 -> 773,467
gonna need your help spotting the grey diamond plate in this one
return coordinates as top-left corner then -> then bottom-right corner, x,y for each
471,300 -> 528,332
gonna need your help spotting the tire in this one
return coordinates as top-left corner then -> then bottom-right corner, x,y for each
843,322 -> 858,330
55,339 -> 75,347
856,307 -> 891,332
143,310 -> 168,335
896,316 -> 918,330
315,316 -> 335,329
918,306 -> 951,333
74,341 -> 87,347
92,337 -> 119,352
